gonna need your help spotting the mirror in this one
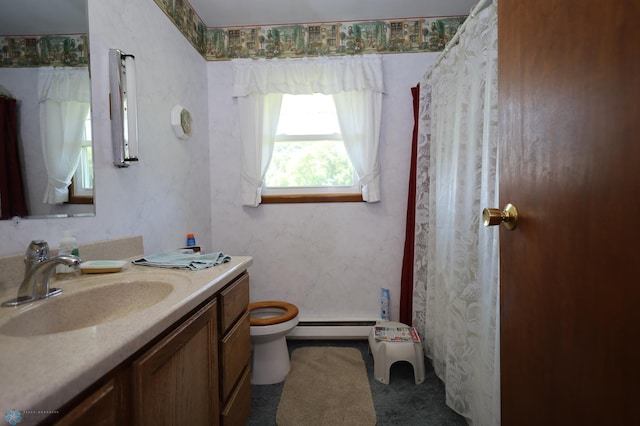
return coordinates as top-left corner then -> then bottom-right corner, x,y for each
0,0 -> 94,220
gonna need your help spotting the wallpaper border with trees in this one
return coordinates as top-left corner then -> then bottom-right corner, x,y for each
153,0 -> 466,61
0,34 -> 88,68
0,1 -> 466,68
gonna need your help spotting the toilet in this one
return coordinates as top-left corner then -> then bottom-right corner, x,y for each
249,300 -> 299,385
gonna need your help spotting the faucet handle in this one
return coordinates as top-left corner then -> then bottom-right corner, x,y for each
24,240 -> 49,278
25,240 -> 49,261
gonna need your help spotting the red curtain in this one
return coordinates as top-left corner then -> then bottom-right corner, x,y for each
399,84 -> 420,326
0,97 -> 29,220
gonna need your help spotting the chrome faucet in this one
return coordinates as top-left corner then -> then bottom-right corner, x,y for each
1,240 -> 81,307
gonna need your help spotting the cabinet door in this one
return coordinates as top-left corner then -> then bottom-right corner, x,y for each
55,372 -> 129,426
133,300 -> 219,426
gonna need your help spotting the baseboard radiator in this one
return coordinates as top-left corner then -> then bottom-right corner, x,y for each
288,320 -> 379,340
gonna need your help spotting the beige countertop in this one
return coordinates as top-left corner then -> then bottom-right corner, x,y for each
0,255 -> 252,416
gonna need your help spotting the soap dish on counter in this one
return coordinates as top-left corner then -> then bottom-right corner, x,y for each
80,260 -> 127,274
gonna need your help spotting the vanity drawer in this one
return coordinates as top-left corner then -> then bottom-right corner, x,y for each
221,366 -> 251,426
219,272 -> 249,334
220,311 -> 250,402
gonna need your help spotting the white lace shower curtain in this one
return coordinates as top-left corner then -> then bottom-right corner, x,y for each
413,2 -> 500,425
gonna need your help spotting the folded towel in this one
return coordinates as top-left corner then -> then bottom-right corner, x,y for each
132,251 -> 231,270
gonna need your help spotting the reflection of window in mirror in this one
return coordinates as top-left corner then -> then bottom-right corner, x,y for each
68,111 -> 93,204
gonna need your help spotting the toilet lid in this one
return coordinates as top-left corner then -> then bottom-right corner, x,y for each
248,301 -> 299,326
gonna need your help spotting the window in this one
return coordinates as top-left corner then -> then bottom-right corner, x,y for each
232,55 -> 383,206
68,111 -> 93,204
262,94 -> 360,200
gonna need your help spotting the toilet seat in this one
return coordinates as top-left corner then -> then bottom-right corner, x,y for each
249,301 -> 299,326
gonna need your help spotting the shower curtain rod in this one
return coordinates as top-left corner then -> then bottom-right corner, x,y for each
423,0 -> 493,81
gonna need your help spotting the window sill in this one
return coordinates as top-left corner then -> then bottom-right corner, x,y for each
261,193 -> 364,204
66,195 -> 93,205
68,180 -> 94,205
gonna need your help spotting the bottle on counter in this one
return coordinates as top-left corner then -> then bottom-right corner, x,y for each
186,233 -> 196,247
57,230 -> 80,277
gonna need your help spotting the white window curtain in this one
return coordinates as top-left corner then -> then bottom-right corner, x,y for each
231,55 -> 384,206
333,90 -> 382,202
413,1 -> 500,425
38,67 -> 91,204
237,93 -> 283,206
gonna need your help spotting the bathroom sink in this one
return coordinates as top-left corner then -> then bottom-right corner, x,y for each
0,280 -> 175,337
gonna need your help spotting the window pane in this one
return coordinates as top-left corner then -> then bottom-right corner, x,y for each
84,113 -> 92,142
276,94 -> 341,136
70,110 -> 94,198
80,146 -> 93,189
266,140 -> 354,187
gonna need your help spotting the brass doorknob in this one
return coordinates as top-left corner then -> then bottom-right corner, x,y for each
482,203 -> 518,230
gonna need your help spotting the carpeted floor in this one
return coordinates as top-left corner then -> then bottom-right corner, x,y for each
248,340 -> 467,426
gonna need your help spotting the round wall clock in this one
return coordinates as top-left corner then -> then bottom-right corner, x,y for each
171,105 -> 192,139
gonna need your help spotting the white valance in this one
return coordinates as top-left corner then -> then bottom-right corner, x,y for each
232,55 -> 384,96
38,67 -> 91,103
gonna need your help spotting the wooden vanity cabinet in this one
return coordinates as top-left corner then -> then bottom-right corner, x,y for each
53,272 -> 251,426
133,271 -> 251,426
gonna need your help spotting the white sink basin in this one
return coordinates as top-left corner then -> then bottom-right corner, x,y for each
0,280 -> 175,337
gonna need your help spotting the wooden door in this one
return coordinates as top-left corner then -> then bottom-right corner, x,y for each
498,1 -> 640,424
